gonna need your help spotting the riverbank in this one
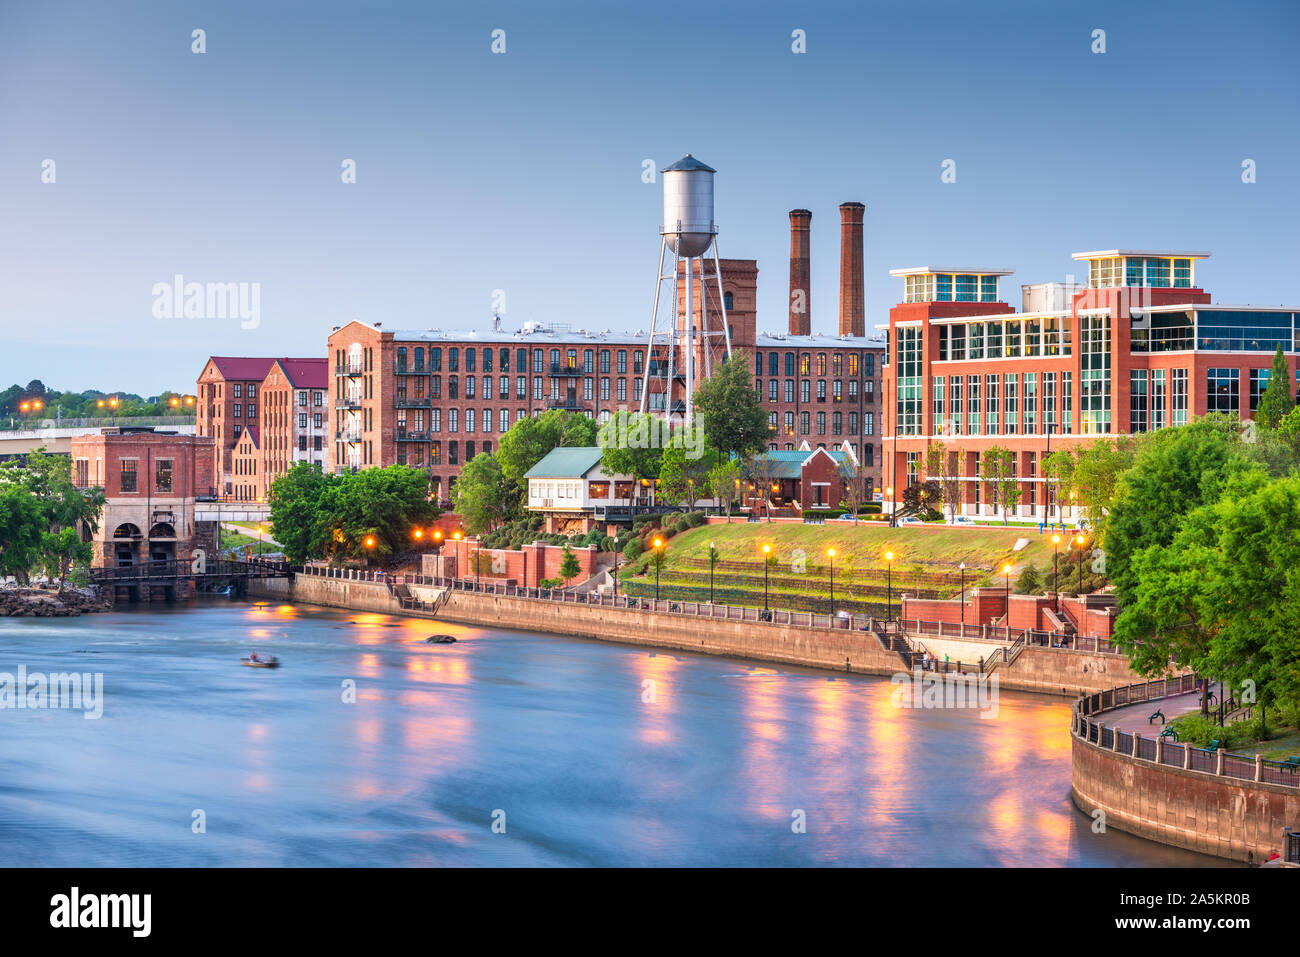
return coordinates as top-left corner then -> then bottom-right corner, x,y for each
0,584 -> 110,617
248,574 -> 1152,697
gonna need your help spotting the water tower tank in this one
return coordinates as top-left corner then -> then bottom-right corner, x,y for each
661,155 -> 716,257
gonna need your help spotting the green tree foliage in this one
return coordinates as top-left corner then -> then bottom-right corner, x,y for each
1015,564 -> 1042,594
496,410 -> 597,484
558,546 -> 581,587
452,452 -> 518,534
1104,416 -> 1254,609
0,450 -> 104,588
708,457 -> 742,521
0,382 -> 195,424
1071,436 -> 1137,531
1254,345 -> 1295,431
979,446 -> 1019,524
692,356 -> 768,460
267,464 -> 440,564
266,463 -> 332,565
0,486 -> 44,582
598,410 -> 666,489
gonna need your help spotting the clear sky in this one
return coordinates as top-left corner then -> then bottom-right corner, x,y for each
2,0 -> 1296,396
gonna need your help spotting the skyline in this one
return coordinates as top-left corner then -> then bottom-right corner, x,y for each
2,0 -> 1298,394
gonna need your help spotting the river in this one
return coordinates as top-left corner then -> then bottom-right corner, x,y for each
0,600 -> 1223,867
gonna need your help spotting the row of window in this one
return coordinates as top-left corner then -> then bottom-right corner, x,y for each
767,409 -> 876,438
396,374 -> 639,403
1087,256 -> 1194,289
902,273 -> 1001,304
936,317 -> 1072,360
757,379 -> 876,404
394,440 -> 490,468
927,373 -> 1077,437
394,345 -> 646,376
753,351 -> 878,377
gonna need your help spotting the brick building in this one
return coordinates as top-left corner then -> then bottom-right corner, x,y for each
69,427 -> 216,572
881,249 -> 1300,520
196,355 -> 326,499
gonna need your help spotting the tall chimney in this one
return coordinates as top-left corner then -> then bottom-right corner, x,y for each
788,209 -> 812,336
838,202 -> 865,337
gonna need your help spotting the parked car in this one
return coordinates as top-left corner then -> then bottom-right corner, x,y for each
947,516 -> 977,526
832,512 -> 857,521
898,516 -> 924,526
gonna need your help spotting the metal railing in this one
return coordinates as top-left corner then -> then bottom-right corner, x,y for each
92,557 -> 290,583
1073,675 -> 1300,789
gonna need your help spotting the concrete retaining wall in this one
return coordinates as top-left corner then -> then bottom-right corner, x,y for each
1071,735 -> 1299,863
250,574 -> 1142,694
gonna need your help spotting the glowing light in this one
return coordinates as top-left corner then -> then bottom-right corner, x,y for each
413,529 -> 424,540
364,536 -> 375,548
827,548 -> 835,558
653,538 -> 663,549
1052,533 -> 1061,544
884,550 -> 893,561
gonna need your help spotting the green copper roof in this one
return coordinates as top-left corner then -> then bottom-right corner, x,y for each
524,446 -> 605,479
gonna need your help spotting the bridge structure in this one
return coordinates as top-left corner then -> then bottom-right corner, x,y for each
90,557 -> 291,603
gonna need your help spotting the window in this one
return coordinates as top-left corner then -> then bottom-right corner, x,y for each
448,348 -> 459,372
299,413 -> 307,428
1023,373 -> 1037,434
1207,368 -> 1239,414
864,412 -> 874,436
155,459 -> 172,492
120,459 -> 138,493
948,375 -> 963,436
1003,374 -> 1018,434
1171,369 -> 1188,426
1249,368 -> 1271,412
298,391 -> 307,407
769,353 -> 779,376
785,352 -> 795,376
768,380 -> 778,402
784,380 -> 794,403
1151,370 -> 1166,430
985,374 -> 999,434
895,326 -> 923,436
1196,310 -> 1294,353
1130,370 -> 1149,432
1080,315 -> 1112,434
1061,371 -> 1073,434
800,411 -> 810,435
967,376 -> 981,435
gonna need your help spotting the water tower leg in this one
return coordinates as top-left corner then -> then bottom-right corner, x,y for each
711,239 -> 733,360
640,238 -> 668,415
684,254 -> 694,425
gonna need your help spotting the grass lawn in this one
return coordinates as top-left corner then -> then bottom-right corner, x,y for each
220,530 -> 280,556
659,521 -> 1057,576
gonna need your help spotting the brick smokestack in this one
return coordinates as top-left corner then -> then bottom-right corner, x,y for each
838,202 -> 865,337
788,209 -> 812,336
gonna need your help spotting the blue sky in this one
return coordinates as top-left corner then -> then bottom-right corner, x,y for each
1,0 -> 1296,395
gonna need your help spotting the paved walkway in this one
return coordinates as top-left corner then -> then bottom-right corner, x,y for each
221,522 -> 282,546
1101,683 -> 1221,733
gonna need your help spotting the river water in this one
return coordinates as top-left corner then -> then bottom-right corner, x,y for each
0,600 -> 1222,867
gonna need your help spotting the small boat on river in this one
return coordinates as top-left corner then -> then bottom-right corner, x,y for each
426,635 -> 457,644
241,654 -> 280,668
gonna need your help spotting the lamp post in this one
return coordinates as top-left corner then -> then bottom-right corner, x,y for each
884,550 -> 894,625
1003,562 -> 1012,642
651,537 -> 664,601
1075,532 -> 1086,595
762,543 -> 771,614
452,530 -> 462,580
1051,533 -> 1061,612
708,541 -> 717,604
959,561 -> 966,635
827,547 -> 836,621
613,550 -> 619,601
887,486 -> 895,528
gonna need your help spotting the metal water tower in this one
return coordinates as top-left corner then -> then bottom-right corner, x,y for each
640,154 -> 733,425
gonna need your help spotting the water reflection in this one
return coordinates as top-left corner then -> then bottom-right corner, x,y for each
0,603 -> 1228,868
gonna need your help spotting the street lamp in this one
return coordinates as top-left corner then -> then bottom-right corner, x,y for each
452,530 -> 463,580
708,541 -> 718,604
827,547 -> 836,621
959,561 -> 966,634
1003,562 -> 1013,641
761,543 -> 771,614
1051,533 -> 1061,611
1075,532 -> 1087,595
887,486 -> 895,528
884,549 -> 894,624
652,537 -> 664,601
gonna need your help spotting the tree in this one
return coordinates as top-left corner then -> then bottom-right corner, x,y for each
1042,449 -> 1076,519
305,465 -> 441,563
902,479 -> 942,519
558,546 -> 581,588
497,410 -> 597,484
452,452 -> 518,534
1015,564 -> 1042,594
267,463 -> 333,565
925,441 -> 961,522
692,355 -> 768,461
979,446 -> 1019,524
743,451 -> 782,521
1104,417 -> 1256,610
1255,344 -> 1295,431
0,486 -> 44,583
1,450 -> 104,588
1072,436 -> 1137,532
658,435 -> 714,511
837,459 -> 863,522
598,410 -> 666,500
708,457 -> 742,521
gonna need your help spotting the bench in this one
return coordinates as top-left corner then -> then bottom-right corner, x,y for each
1159,725 -> 1179,740
1206,740 -> 1221,752
1282,756 -> 1300,775
1148,709 -> 1165,725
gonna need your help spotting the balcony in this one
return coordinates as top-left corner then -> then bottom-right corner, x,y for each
394,362 -> 429,375
337,395 -> 363,410
336,361 -> 363,376
549,363 -> 583,377
547,398 -> 583,411
394,428 -> 429,442
335,428 -> 362,442
394,396 -> 431,409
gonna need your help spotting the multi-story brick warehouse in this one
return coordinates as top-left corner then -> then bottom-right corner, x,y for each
196,355 -> 327,498
880,249 -> 1300,520
326,249 -> 884,501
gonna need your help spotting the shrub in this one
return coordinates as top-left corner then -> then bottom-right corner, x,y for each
623,538 -> 644,561
1015,564 -> 1042,594
600,535 -> 616,552
684,511 -> 706,528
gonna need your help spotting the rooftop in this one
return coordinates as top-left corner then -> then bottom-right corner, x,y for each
524,446 -> 606,479
1071,249 -> 1211,261
888,267 -> 1015,277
